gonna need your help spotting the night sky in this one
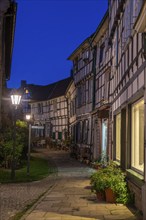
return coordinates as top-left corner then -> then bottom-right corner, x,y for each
8,0 -> 108,88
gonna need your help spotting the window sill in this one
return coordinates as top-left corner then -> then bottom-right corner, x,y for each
113,160 -> 120,166
126,169 -> 144,187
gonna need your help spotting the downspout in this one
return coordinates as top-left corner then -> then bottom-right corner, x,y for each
88,38 -> 97,160
92,46 -> 97,111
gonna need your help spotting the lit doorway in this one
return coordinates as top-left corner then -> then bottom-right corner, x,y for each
101,119 -> 108,162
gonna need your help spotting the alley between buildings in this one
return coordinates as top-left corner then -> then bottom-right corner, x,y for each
0,148 -> 142,220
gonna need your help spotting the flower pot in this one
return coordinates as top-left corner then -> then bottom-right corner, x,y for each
94,164 -> 101,170
105,188 -> 116,203
96,191 -> 105,201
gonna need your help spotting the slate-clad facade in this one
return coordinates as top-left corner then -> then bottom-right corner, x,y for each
0,0 -> 17,128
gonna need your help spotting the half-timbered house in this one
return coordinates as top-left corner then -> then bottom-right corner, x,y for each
134,1 -> 146,216
109,0 -> 146,212
68,34 -> 94,161
90,12 -> 112,162
66,79 -> 76,143
21,77 -> 72,141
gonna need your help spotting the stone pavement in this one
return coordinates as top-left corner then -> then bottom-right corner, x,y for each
21,150 -> 142,220
0,149 -> 57,220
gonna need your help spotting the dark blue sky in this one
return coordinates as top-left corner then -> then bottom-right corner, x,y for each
8,0 -> 108,88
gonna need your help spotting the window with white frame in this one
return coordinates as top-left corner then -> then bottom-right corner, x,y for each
116,113 -> 121,162
131,98 -> 144,173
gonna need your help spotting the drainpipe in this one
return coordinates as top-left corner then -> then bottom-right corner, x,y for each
92,46 -> 97,111
88,38 -> 97,160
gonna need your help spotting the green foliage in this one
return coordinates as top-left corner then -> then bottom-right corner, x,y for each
90,164 -> 130,204
0,157 -> 56,183
0,120 -> 28,169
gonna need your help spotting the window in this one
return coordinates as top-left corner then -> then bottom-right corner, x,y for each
58,132 -> 62,140
142,33 -> 146,59
74,57 -> 78,72
88,78 -> 93,103
52,132 -> 56,140
82,120 -> 89,144
53,100 -> 57,112
77,86 -> 82,107
99,43 -> 105,64
76,121 -> 82,143
131,99 -> 144,172
116,113 -> 121,162
38,103 -> 43,114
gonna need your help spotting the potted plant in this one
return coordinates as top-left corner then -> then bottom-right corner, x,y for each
90,168 -> 108,201
90,164 -> 130,204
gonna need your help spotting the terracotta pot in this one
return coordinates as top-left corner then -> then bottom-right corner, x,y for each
96,191 -> 105,201
105,188 -> 116,203
94,164 -> 101,170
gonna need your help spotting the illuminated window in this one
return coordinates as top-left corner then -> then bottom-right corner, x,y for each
116,113 -> 121,162
131,98 -> 144,172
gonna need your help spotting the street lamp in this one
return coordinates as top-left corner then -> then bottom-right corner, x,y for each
26,114 -> 31,176
10,89 -> 22,180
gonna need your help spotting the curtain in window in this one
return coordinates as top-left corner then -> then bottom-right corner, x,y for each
131,99 -> 144,172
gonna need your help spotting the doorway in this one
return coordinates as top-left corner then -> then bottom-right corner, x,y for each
101,119 -> 108,161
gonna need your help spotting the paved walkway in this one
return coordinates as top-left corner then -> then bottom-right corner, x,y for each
21,150 -> 142,220
0,149 -> 57,220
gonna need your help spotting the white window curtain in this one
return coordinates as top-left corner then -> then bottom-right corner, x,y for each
131,98 -> 144,172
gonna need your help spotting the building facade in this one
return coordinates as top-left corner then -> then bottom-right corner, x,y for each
21,0 -> 146,215
0,0 -> 17,128
109,0 -> 146,211
66,80 -> 76,142
91,12 -> 112,162
67,0 -> 146,214
21,77 -> 72,141
68,34 -> 94,161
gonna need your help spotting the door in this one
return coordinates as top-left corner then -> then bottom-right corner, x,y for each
102,119 -> 108,162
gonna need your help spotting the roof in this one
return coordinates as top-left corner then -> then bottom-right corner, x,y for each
22,77 -> 73,102
67,10 -> 108,61
92,10 -> 108,43
67,33 -> 94,61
